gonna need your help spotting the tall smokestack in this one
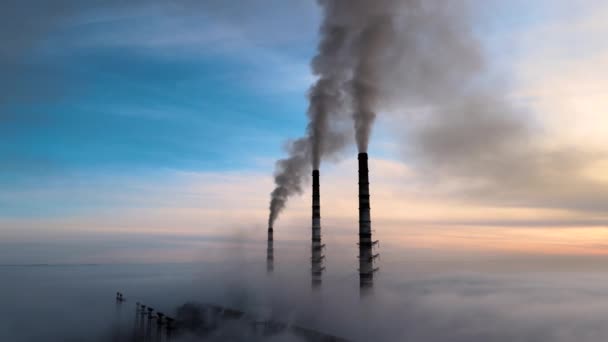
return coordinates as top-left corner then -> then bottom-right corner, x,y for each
311,170 -> 324,287
358,153 -> 371,246
358,152 -> 376,290
267,226 -> 274,273
312,170 -> 321,242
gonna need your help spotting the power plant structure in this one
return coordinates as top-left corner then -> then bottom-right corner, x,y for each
358,153 -> 379,291
267,154 -> 379,291
115,294 -> 349,341
311,169 -> 325,288
267,225 -> 274,273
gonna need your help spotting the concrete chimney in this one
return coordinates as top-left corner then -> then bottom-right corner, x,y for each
311,170 -> 324,286
311,170 -> 325,287
358,153 -> 374,289
312,170 -> 321,243
267,227 -> 274,273
358,153 -> 372,247
266,239 -> 274,273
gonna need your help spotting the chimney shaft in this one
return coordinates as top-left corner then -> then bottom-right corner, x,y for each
358,153 -> 374,289
267,227 -> 274,273
312,170 -> 321,241
311,170 -> 324,287
358,153 -> 371,246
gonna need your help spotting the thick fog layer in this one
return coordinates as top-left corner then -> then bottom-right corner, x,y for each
4,240 -> 608,342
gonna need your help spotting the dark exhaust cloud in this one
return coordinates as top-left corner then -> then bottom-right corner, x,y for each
267,1 -> 357,227
268,0 -> 481,225
366,1 -> 608,213
309,0 -> 608,214
267,0 -> 405,225
268,138 -> 310,227
318,0 -> 396,153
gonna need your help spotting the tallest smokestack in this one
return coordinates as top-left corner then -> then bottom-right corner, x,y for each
358,152 -> 376,290
312,170 -> 321,236
311,170 -> 324,287
267,226 -> 273,273
358,153 -> 371,245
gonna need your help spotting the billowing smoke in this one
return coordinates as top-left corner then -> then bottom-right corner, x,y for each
268,138 -> 310,227
270,0 -> 600,223
269,0 -> 466,225
365,0 -> 607,212
307,21 -> 352,169
267,0 -> 404,226
267,1 -> 356,227
311,0 -> 595,214
320,0 -> 396,153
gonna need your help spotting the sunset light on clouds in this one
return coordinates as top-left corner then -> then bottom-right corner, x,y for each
4,2 -> 608,341
2,1 -> 608,263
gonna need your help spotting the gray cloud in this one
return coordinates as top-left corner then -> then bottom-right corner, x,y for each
268,0 -> 497,225
335,0 -> 608,214
268,138 -> 311,227
407,96 -> 608,212
267,0 -> 358,227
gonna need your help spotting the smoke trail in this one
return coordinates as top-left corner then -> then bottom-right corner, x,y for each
268,138 -> 310,227
349,18 -> 391,152
330,0 -> 605,215
269,0 -> 493,224
347,10 -> 394,152
266,0 -> 407,226
267,3 -> 353,226
315,0 -> 401,153
308,23 -> 350,169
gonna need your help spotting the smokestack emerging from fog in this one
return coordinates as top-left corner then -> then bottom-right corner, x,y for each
358,152 -> 376,289
267,226 -> 274,273
358,153 -> 371,245
312,170 -> 321,235
311,170 -> 324,287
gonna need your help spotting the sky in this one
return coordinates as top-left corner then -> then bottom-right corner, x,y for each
1,0 -> 608,264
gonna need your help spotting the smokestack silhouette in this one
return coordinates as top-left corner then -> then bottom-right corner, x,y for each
312,170 -> 321,238
267,226 -> 274,273
358,153 -> 371,246
358,152 -> 377,290
311,170 -> 324,287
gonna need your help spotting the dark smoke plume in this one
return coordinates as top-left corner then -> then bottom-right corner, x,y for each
267,1 -> 355,226
269,0 -> 542,224
268,138 -> 310,227
327,1 -> 396,153
307,22 -> 351,169
267,0 -> 406,225
316,0 -> 414,153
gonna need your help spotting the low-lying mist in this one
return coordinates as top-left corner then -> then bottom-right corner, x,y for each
4,236 -> 608,342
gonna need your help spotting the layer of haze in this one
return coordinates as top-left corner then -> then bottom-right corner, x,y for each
5,238 -> 608,341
